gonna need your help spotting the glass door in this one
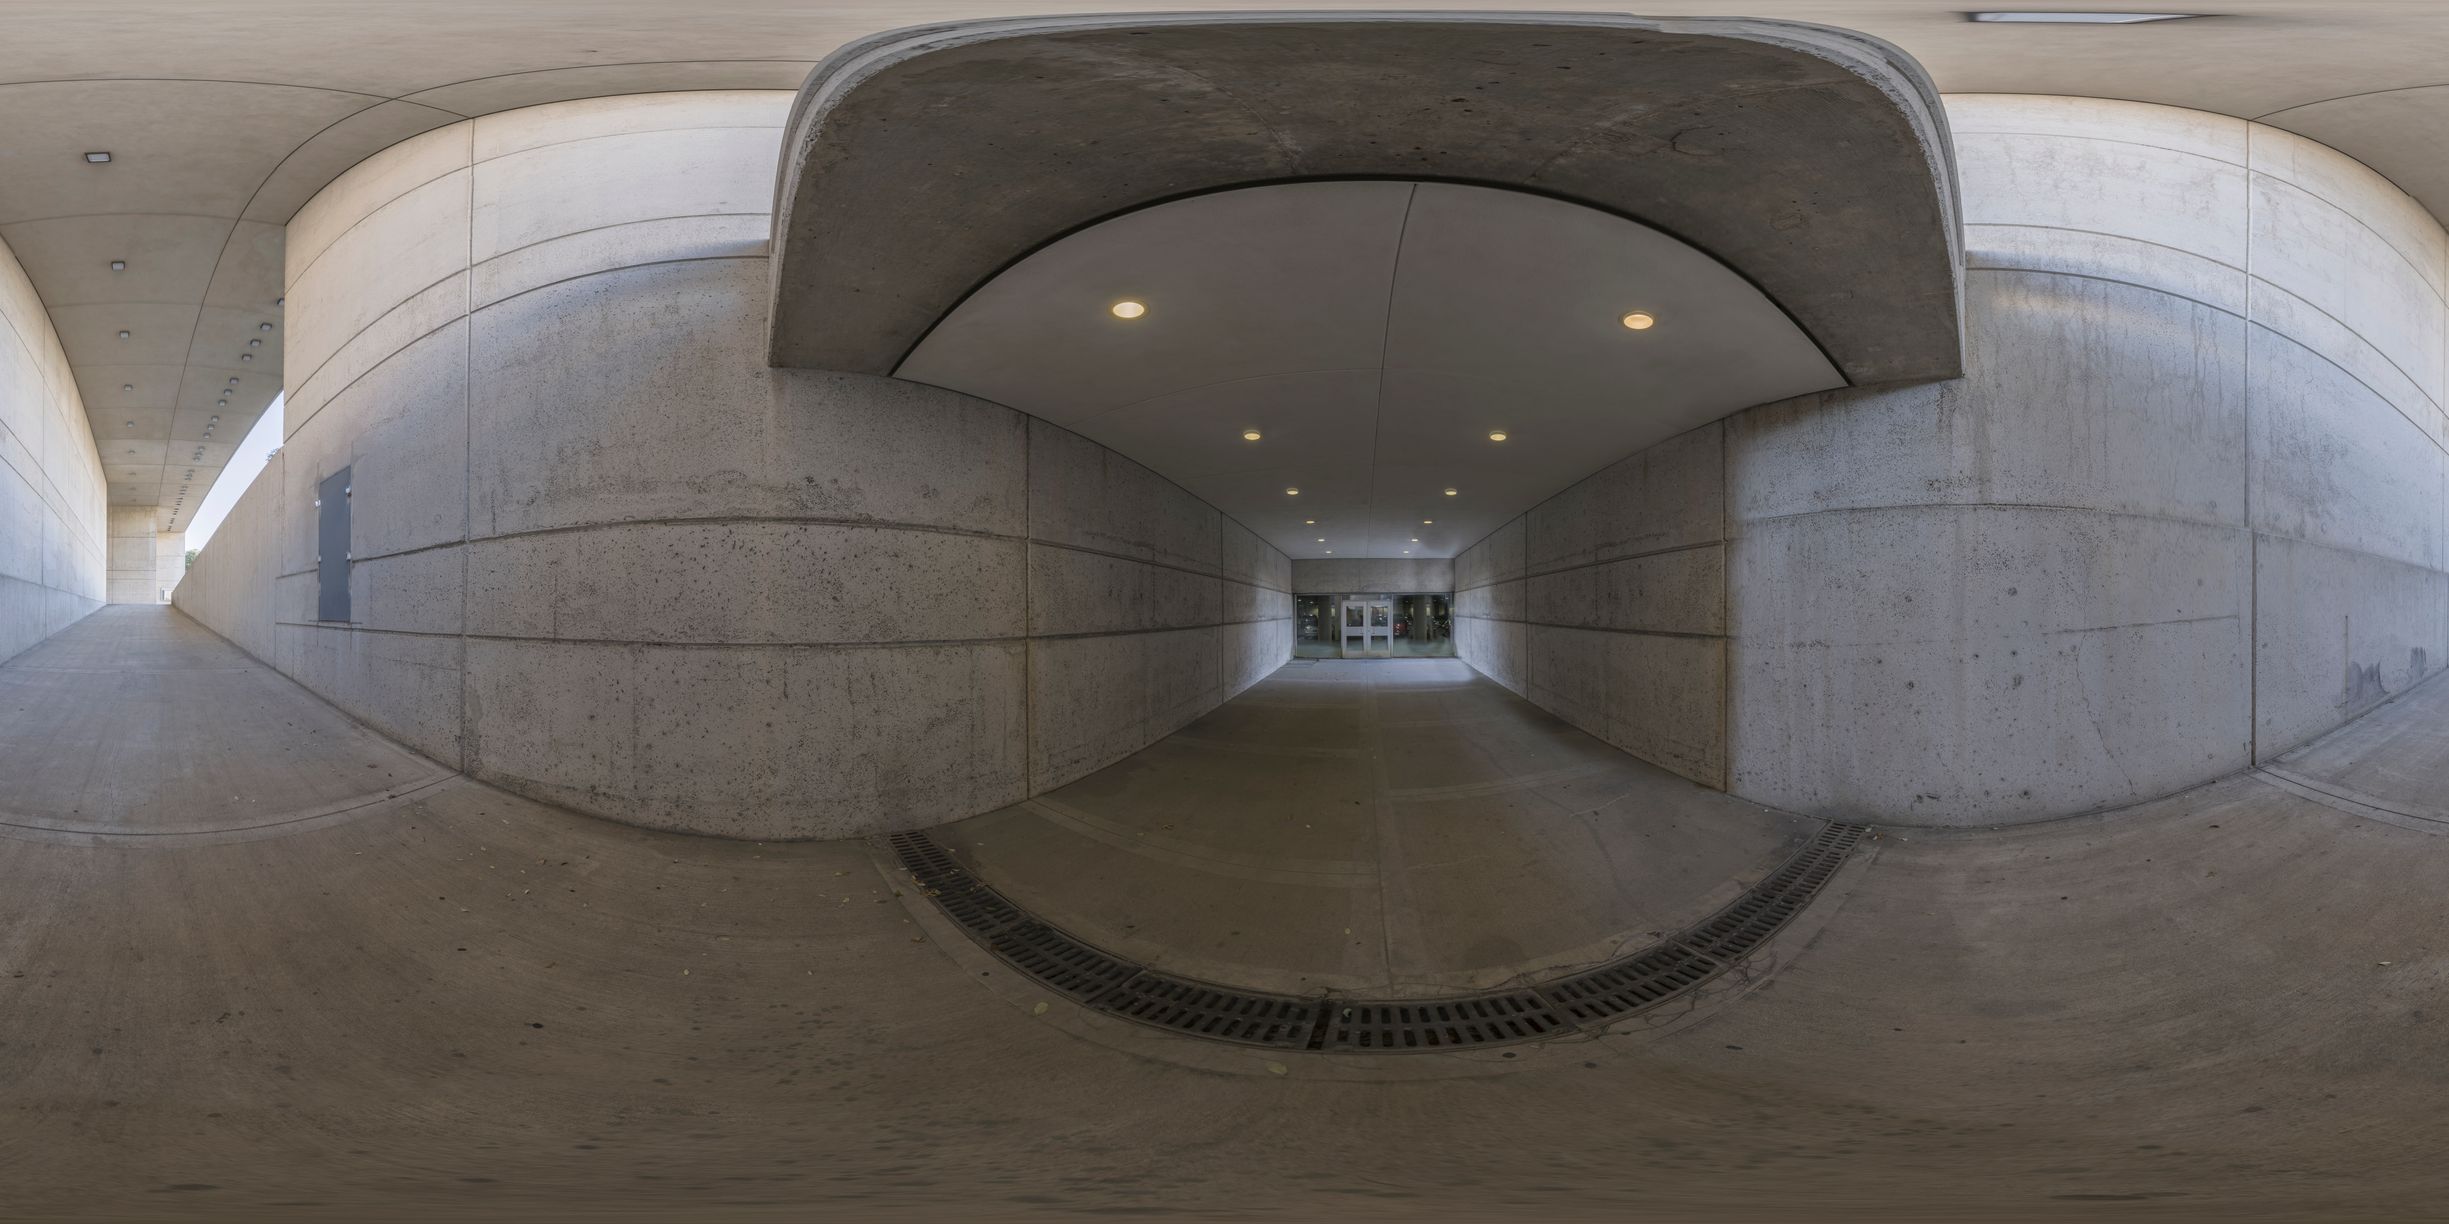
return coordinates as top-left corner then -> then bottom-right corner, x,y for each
1341,598 -> 1394,657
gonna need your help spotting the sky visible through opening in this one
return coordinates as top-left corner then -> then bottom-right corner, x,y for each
184,393 -> 282,553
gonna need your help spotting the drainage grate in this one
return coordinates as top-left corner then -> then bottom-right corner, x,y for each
1312,992 -> 1567,1051
887,831 -> 1315,1048
1541,823 -> 1863,1025
889,822 -> 1866,1054
1105,974 -> 1318,1046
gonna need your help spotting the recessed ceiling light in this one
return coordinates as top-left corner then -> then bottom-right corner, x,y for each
1110,300 -> 1147,319
1621,311 -> 1655,330
109,260 -> 126,272
1410,537 -> 1419,542
1315,537 -> 1325,543
117,330 -> 130,340
259,322 -> 274,331
227,378 -> 239,386
121,383 -> 133,392
1488,431 -> 1508,442
1324,550 -> 1333,555
84,151 -> 112,163
275,297 -> 284,308
1443,488 -> 1459,496
1285,487 -> 1299,496
1422,519 -> 1433,525
248,338 -> 261,348
1402,550 -> 1410,554
239,354 -> 253,362
1303,519 -> 1315,525
123,421 -> 133,427
1241,429 -> 1261,441
1968,10 -> 2196,22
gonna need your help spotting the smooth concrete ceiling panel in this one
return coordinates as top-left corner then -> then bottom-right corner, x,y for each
0,214 -> 235,307
902,181 -> 1410,417
47,302 -> 201,367
0,81 -> 373,223
900,181 -> 1840,560
772,12 -> 1963,388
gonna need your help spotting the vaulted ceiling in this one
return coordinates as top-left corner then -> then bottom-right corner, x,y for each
897,181 -> 1843,559
6,1 -> 2449,534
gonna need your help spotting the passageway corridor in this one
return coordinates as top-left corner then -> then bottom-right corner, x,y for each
11,4 -> 2449,1216
10,606 -> 2449,1219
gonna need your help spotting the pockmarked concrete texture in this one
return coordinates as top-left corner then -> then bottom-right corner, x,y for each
174,91 -> 1292,841
769,12 -> 1961,387
1460,95 -> 2449,827
0,226 -> 105,656
12,605 -> 2449,1221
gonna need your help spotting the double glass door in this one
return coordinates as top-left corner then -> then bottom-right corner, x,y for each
1340,599 -> 1393,657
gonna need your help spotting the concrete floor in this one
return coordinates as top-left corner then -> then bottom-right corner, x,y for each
10,606 -> 2449,1220
943,658 -> 1815,996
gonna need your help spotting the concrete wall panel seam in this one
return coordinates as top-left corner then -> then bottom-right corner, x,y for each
181,89 -> 1289,840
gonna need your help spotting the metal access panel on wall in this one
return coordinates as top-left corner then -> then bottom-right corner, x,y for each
317,466 -> 350,623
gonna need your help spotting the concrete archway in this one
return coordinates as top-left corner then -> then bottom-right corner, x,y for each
767,12 -> 1965,387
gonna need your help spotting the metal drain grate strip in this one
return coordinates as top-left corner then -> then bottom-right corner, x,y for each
889,822 -> 1866,1054
1539,823 -> 1864,1026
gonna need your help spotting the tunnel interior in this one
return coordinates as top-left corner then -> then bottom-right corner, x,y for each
8,6 -> 2449,1219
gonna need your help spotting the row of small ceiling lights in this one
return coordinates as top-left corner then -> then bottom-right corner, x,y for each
87,149 -> 282,529
1109,298 -> 1657,554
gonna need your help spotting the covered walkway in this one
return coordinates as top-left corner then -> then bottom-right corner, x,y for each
7,607 -> 2449,1218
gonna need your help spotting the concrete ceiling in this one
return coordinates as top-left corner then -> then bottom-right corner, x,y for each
6,1 -> 2449,532
899,181 -> 1841,559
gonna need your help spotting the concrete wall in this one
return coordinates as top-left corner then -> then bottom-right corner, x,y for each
1455,424 -> 1729,787
106,510 -> 182,605
0,230 -> 105,657
1290,557 -> 1453,594
107,507 -> 161,604
176,91 -> 1290,839
1459,95 -> 2449,826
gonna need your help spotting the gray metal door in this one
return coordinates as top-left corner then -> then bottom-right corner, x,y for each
316,466 -> 350,623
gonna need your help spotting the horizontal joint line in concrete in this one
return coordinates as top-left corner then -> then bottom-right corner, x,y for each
1027,538 -> 1289,591
276,622 -> 1015,649
281,517 -> 1294,590
1734,499 -> 2246,534
1032,619 -> 1283,641
1518,538 -> 1725,582
470,212 -> 770,271
2243,301 -> 2448,436
285,266 -> 470,429
287,162 -> 472,288
2247,171 -> 2447,305
1971,256 -> 2448,430
469,253 -> 766,313
289,250 -> 769,439
471,124 -> 786,169
1513,623 -> 1726,641
1950,126 -> 2252,173
1964,221 -> 2246,278
268,621 -> 1278,648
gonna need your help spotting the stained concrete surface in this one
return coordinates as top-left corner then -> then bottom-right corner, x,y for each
942,658 -> 1814,996
12,606 -> 2449,1220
